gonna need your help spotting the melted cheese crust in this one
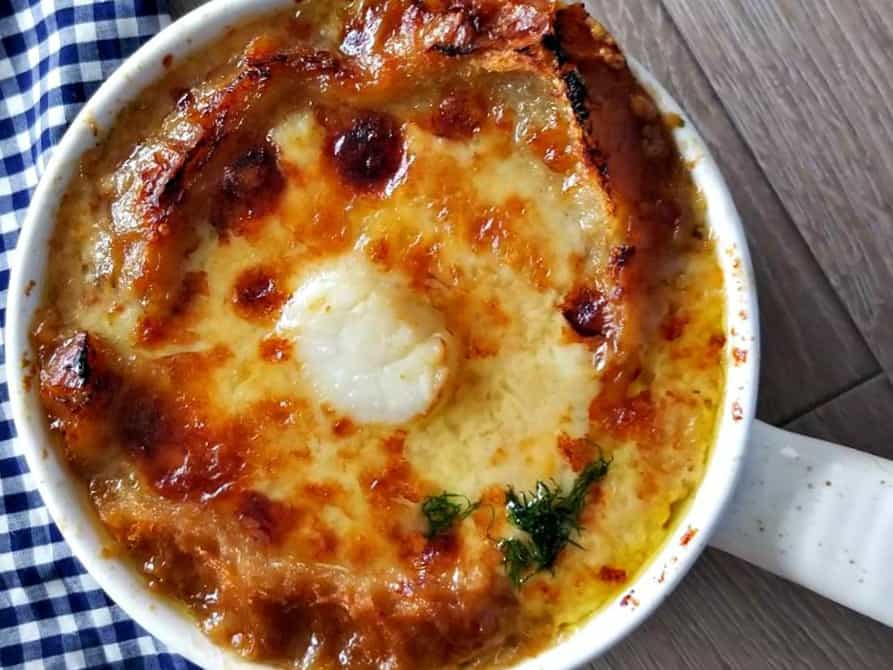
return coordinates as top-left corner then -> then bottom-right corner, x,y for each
33,2 -> 726,668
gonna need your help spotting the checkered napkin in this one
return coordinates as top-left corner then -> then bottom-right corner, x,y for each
0,1 -> 199,667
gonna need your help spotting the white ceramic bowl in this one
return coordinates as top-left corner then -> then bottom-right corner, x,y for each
4,1 -> 760,667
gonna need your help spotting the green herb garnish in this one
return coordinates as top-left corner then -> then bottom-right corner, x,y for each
498,537 -> 540,586
499,457 -> 610,586
421,492 -> 479,538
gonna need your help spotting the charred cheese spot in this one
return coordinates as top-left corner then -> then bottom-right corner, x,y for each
39,332 -> 97,411
328,112 -> 404,190
429,92 -> 487,139
557,432 -> 596,472
212,139 -> 285,239
562,286 -> 611,337
331,417 -> 356,437
237,490 -> 296,544
114,387 -> 247,502
598,565 -> 627,583
258,336 -> 292,362
525,124 -> 578,173
232,266 -> 286,322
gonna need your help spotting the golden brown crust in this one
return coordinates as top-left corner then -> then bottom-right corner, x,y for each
342,0 -> 554,59
111,46 -> 340,336
550,5 -> 691,399
34,2 -> 725,668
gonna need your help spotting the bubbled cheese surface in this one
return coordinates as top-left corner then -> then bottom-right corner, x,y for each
34,4 -> 728,669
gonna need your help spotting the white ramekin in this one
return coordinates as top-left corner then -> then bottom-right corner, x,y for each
4,1 -> 761,667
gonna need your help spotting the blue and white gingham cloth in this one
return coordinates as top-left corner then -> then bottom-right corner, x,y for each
0,2 -> 199,667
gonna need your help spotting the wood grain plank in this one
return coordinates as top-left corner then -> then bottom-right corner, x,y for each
661,0 -> 893,381
787,373 -> 893,459
594,548 -> 893,670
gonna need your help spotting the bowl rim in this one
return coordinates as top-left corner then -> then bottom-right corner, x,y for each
3,1 -> 760,667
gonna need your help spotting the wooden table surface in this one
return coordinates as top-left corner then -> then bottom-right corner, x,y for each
170,1 -> 893,667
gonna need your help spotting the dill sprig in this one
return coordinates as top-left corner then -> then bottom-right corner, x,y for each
498,537 -> 539,586
499,457 -> 610,586
421,492 -> 479,538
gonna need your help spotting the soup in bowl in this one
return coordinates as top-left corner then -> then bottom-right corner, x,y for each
10,1 -> 758,668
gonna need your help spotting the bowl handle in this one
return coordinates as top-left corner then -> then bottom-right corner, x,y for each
709,419 -> 893,627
